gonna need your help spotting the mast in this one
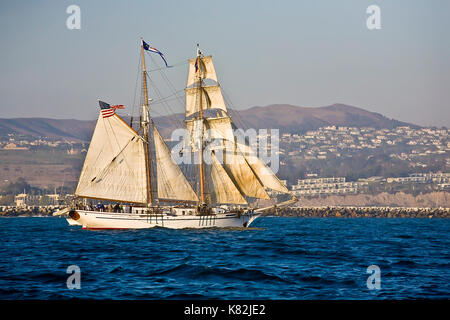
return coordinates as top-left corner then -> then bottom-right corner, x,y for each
196,44 -> 206,205
140,38 -> 153,205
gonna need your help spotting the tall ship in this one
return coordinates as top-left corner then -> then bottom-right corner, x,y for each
68,40 -> 296,229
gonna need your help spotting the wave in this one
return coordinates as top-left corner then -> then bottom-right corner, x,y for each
278,248 -> 308,255
149,263 -> 292,283
29,272 -> 68,283
396,234 -> 414,239
298,275 -> 337,285
165,293 -> 210,299
108,266 -> 125,274
392,260 -> 417,266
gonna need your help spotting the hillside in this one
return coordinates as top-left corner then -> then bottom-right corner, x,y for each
0,103 -> 418,141
231,104 -> 417,134
0,117 -> 95,141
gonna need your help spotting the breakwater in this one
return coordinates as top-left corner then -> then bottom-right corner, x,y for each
265,206 -> 450,218
0,205 -> 64,217
1,205 -> 449,218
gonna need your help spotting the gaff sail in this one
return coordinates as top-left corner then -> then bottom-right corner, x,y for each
75,113 -> 148,204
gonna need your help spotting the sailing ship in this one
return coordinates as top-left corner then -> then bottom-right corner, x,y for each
68,40 -> 296,229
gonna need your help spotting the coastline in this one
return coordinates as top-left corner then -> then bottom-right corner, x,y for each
1,205 -> 449,218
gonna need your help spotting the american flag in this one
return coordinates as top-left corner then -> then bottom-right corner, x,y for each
99,100 -> 125,118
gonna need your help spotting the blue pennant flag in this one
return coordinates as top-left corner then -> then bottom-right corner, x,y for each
142,40 -> 169,67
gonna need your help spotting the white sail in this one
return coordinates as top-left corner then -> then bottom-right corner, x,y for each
207,117 -> 234,141
186,107 -> 273,200
75,113 -> 147,203
209,152 -> 247,205
187,55 -> 218,88
185,85 -> 227,118
186,119 -> 205,152
223,143 -> 270,199
207,117 -> 269,199
208,116 -> 289,194
153,126 -> 198,202
236,140 -> 290,194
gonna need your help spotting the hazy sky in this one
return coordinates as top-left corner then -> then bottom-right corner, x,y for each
0,0 -> 449,126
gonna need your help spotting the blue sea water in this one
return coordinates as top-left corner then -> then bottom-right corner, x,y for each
0,217 -> 449,299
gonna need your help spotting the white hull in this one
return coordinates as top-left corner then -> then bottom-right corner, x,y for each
71,210 -> 260,230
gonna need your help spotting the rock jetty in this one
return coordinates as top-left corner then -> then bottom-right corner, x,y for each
0,205 -> 64,217
1,205 -> 449,218
265,206 -> 450,218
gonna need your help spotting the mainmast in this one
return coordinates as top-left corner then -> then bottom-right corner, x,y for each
140,38 -> 153,205
196,44 -> 206,205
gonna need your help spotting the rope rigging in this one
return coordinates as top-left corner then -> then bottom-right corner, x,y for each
143,51 -> 200,199
151,88 -> 185,105
130,47 -> 142,128
145,52 -> 186,130
129,48 -> 252,205
147,59 -> 188,73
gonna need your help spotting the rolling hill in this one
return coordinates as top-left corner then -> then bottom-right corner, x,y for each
0,117 -> 95,141
230,104 -> 416,133
0,103 -> 418,141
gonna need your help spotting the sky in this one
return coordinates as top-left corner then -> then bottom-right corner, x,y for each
0,0 -> 449,127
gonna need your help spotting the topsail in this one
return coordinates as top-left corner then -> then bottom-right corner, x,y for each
187,55 -> 218,88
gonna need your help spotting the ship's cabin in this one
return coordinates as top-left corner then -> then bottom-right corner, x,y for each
172,207 -> 196,216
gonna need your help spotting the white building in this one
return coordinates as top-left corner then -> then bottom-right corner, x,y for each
291,177 -> 359,196
15,193 -> 27,207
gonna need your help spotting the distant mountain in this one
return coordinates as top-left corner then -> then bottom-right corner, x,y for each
0,117 -> 95,141
0,104 -> 419,141
230,103 -> 418,134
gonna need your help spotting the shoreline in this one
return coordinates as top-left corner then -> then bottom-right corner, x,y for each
1,205 -> 449,218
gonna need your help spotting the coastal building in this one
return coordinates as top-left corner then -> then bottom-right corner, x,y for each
387,172 -> 450,184
46,194 -> 60,205
291,177 -> 359,197
3,143 -> 28,150
14,193 -> 27,207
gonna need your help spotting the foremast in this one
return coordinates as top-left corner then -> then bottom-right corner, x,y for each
140,38 -> 153,206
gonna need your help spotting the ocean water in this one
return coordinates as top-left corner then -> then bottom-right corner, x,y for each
0,217 -> 449,299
